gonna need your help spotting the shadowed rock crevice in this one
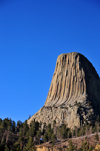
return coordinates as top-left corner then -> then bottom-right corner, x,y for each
28,52 -> 100,128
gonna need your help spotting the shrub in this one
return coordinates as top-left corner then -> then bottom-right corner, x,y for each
95,133 -> 99,141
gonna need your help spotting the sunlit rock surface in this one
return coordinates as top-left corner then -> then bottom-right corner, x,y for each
28,52 -> 100,128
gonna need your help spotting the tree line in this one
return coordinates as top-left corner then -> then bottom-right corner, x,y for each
0,116 -> 100,151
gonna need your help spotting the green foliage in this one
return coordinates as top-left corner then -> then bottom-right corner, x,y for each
11,142 -> 20,151
78,128 -> 81,137
74,101 -> 77,105
66,140 -> 77,151
0,143 -> 5,151
95,133 -> 99,141
79,141 -> 90,151
4,145 -> 9,151
24,137 -> 35,151
0,118 -> 2,125
43,122 -> 46,129
43,133 -> 48,142
36,130 -> 41,143
51,133 -> 56,146
57,124 -> 67,139
23,120 -> 29,136
34,121 -> 39,133
42,122 -> 46,134
2,118 -> 12,130
92,126 -> 96,133
12,121 -> 15,132
82,127 -> 86,136
29,120 -> 39,137
96,115 -> 100,123
47,124 -> 53,141
0,118 -> 39,150
29,126 -> 35,137
36,130 -> 41,137
0,124 -> 4,134
0,116 -> 100,151
78,102 -> 81,107
17,120 -> 23,129
18,127 -> 23,141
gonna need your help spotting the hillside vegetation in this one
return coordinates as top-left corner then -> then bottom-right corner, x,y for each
0,116 -> 100,151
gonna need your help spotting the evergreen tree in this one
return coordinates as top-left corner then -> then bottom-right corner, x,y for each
12,121 -> 15,132
23,120 -> 29,136
43,133 -> 48,142
29,125 -> 35,138
4,145 -> 9,151
11,142 -> 20,151
36,130 -> 41,144
51,133 -> 56,146
47,124 -> 53,140
19,127 -> 24,150
24,137 -> 35,151
57,124 -> 67,139
95,133 -> 99,141
66,140 -> 77,151
17,120 -> 22,129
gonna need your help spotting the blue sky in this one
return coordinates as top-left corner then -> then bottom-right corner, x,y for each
0,0 -> 100,123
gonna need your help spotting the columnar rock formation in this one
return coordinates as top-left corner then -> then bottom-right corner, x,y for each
28,52 -> 100,128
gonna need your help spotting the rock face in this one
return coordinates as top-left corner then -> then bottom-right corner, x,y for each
28,52 -> 100,128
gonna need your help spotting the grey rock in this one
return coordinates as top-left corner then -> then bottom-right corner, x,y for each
28,52 -> 100,129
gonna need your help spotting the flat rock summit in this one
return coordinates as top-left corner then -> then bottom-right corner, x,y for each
28,52 -> 100,128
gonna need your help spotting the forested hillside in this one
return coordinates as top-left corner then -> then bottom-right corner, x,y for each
0,117 -> 100,151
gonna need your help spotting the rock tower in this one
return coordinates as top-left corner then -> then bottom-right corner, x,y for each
28,52 -> 100,128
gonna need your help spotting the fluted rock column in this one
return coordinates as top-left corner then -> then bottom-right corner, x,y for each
28,52 -> 100,128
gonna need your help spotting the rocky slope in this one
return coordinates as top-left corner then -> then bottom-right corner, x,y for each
36,132 -> 100,151
28,52 -> 100,128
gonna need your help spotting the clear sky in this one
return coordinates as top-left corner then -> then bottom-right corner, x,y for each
0,0 -> 100,123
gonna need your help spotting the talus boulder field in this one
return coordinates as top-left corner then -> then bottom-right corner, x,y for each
28,52 -> 100,128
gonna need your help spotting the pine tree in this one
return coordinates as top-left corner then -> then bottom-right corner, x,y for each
66,140 -> 77,151
24,137 -> 35,151
4,144 -> 9,151
36,130 -> 41,144
43,133 -> 48,142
